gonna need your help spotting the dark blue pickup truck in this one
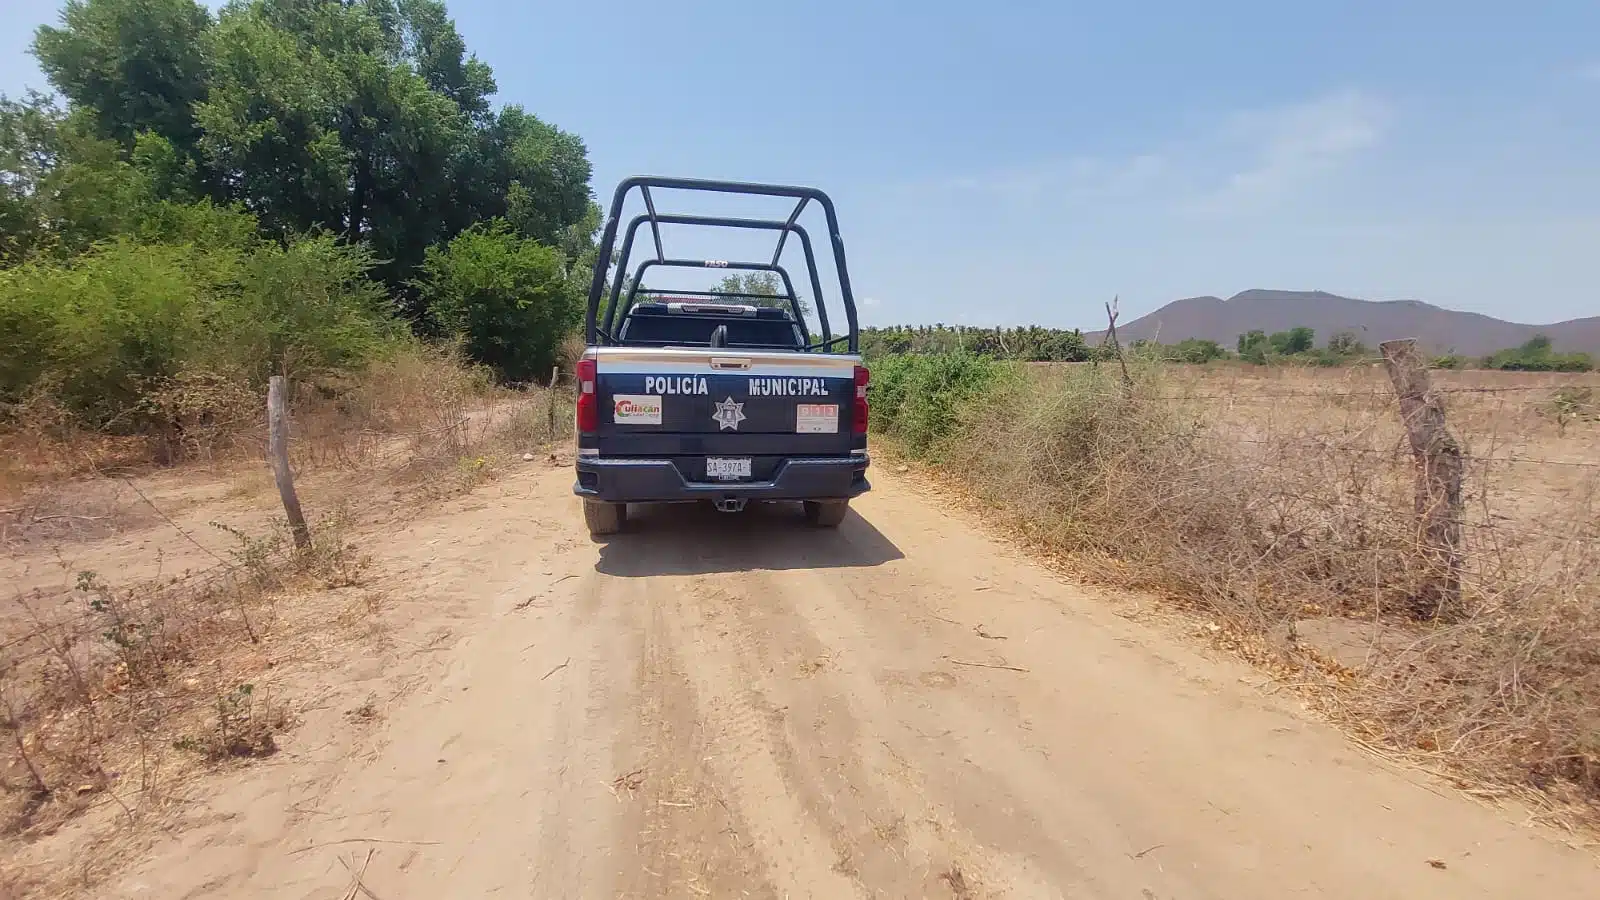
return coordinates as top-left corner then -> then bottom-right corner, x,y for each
572,177 -> 870,536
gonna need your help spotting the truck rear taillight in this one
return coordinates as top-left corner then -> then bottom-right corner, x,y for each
575,358 -> 598,433
853,364 -> 870,434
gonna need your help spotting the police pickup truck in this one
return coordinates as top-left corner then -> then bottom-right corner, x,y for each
572,177 -> 870,536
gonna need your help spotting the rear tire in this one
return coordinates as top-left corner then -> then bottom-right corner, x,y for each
804,500 -> 849,528
583,500 -> 625,536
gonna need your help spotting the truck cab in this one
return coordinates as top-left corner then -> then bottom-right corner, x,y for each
573,177 -> 870,536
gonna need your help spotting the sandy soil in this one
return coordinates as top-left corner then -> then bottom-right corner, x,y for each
31,463 -> 1599,899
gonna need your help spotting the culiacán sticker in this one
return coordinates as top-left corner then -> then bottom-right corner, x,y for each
613,394 -> 663,425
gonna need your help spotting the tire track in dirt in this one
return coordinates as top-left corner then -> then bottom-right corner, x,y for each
619,550 -> 858,897
609,564 -> 782,899
50,464 -> 1600,900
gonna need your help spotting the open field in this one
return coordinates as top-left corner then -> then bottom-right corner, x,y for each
1,358 -> 1596,898
0,355 -> 572,892
1157,363 -> 1600,557
4,455 -> 1598,898
908,357 -> 1600,828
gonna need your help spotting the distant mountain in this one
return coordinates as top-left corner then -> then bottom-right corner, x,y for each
1084,290 -> 1600,357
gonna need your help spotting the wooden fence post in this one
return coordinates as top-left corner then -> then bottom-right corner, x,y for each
547,365 -> 560,438
1379,339 -> 1463,621
267,376 -> 312,550
1102,295 -> 1133,397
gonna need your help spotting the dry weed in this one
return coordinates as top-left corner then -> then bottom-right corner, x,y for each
935,359 -> 1600,823
287,345 -> 569,492
0,345 -> 570,844
0,513 -> 371,837
4,344 -> 572,519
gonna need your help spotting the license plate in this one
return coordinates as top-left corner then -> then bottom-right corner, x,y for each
705,457 -> 752,480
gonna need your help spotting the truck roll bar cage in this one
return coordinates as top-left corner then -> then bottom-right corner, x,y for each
603,213 -> 834,343
622,258 -> 808,343
585,176 -> 860,352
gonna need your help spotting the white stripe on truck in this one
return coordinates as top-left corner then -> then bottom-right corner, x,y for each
596,360 -> 849,378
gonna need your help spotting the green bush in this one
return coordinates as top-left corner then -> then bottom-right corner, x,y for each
1481,335 -> 1593,373
219,235 -> 405,383
1,240 -> 216,425
0,232 -> 406,429
869,352 -> 1002,457
416,221 -> 580,383
1167,338 -> 1229,364
859,325 -> 1090,361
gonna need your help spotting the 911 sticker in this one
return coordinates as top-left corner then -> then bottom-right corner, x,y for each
796,403 -> 839,434
613,394 -> 662,425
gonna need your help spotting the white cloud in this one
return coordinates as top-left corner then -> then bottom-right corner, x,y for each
1189,90 -> 1390,215
926,89 -> 1388,218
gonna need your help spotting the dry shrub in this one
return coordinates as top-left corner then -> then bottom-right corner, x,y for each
1355,538 -> 1600,808
0,515 -> 365,836
278,344 -> 574,503
7,364 -> 270,480
919,356 -> 1600,821
492,389 -> 574,453
139,368 -> 263,466
0,384 -> 150,491
944,361 -> 1424,630
3,340 -> 572,497
3,345 -> 572,557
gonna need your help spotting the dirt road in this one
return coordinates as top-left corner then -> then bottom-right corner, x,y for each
94,463 -> 1594,899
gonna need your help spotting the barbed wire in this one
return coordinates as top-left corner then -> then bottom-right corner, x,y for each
1142,383 -> 1590,401
1227,437 -> 1600,471
1245,490 -> 1597,544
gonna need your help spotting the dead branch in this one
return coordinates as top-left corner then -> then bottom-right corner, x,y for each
945,657 -> 1029,673
288,838 -> 440,856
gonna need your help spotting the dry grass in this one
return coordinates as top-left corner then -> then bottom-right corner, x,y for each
934,358 -> 1600,825
0,517 -> 359,838
287,346 -> 573,494
0,346 -> 574,847
3,345 -> 574,517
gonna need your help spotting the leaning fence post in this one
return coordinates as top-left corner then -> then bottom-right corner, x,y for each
267,375 -> 312,550
1379,339 -> 1463,621
547,365 -> 560,438
1102,295 -> 1133,397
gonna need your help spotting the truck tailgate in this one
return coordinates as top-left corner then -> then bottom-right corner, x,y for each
590,347 -> 861,466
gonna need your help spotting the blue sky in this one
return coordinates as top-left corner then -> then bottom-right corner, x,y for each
4,0 -> 1599,329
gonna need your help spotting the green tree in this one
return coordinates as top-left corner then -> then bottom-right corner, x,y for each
197,0 -> 466,282
1326,330 -> 1366,356
32,0 -> 213,161
1170,338 -> 1228,364
32,0 -> 598,301
0,92 -> 63,262
492,108 -> 599,251
417,221 -> 577,382
193,0 -> 596,295
1268,326 -> 1314,355
0,94 -> 180,260
1482,334 -> 1593,372
858,324 -> 1090,361
1237,329 -> 1268,363
710,271 -> 813,319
